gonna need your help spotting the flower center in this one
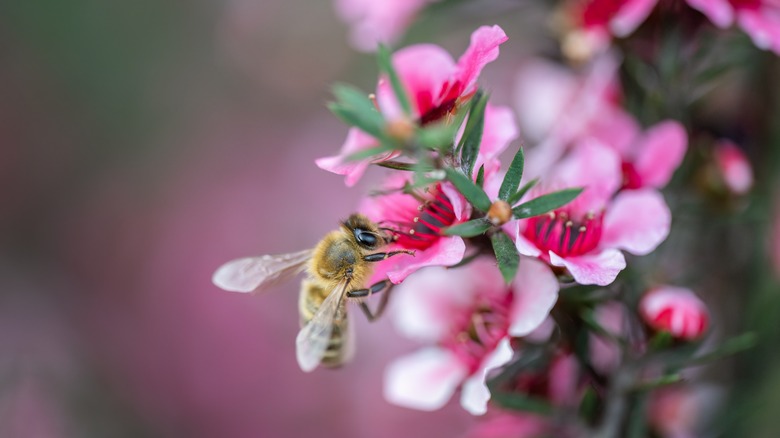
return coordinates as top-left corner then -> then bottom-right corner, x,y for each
621,161 -> 643,189
523,209 -> 604,258
442,292 -> 512,374
391,185 -> 458,251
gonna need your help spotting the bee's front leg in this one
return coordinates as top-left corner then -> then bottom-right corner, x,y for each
362,250 -> 415,262
347,280 -> 393,322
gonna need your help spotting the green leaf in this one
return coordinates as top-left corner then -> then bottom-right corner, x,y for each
444,167 -> 491,212
578,386 -> 600,423
329,84 -> 386,138
475,165 -> 485,188
490,391 -> 553,415
512,188 -> 583,219
498,147 -> 524,201
508,178 -> 538,205
377,44 -> 412,116
491,232 -> 519,284
443,219 -> 491,237
375,160 -> 431,172
417,122 -> 456,151
456,91 -> 488,178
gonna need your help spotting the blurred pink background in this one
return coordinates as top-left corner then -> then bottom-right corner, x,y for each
0,0 -> 548,436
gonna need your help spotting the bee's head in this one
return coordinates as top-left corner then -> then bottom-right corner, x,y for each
343,213 -> 382,250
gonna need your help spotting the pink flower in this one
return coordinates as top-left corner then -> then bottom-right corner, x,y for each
589,301 -> 628,373
334,0 -> 439,52
466,411 -> 550,438
688,0 -> 780,55
317,25 -> 508,186
639,286 -> 710,341
383,257 -> 559,414
359,175 -> 470,284
648,385 -> 723,438
713,139 -> 753,195
515,140 -> 671,286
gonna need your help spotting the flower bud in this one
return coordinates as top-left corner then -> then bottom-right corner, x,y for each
386,117 -> 416,143
639,286 -> 710,341
714,140 -> 753,195
487,200 -> 512,226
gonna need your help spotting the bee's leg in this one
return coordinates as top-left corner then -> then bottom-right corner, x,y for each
363,250 -> 415,262
347,280 -> 393,322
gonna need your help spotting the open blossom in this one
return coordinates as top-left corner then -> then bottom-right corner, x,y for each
639,286 -> 710,341
564,0 -> 780,56
316,25 -> 508,186
359,175 -> 470,284
515,140 -> 671,286
713,139 -> 753,195
334,0 -> 439,52
384,257 -> 559,415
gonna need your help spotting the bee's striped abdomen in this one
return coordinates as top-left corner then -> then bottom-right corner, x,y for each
299,280 -> 350,367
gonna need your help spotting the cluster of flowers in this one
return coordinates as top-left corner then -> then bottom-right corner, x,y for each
315,22 -> 744,435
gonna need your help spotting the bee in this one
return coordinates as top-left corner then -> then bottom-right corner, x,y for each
212,214 -> 414,372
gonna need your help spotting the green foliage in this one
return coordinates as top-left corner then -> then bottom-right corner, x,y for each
491,232 -> 519,284
443,219 -> 491,237
498,147 -> 524,201
456,91 -> 489,178
512,188 -> 583,219
444,167 -> 491,212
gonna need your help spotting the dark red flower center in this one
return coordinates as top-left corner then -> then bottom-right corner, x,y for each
523,209 -> 604,259
389,184 -> 459,251
621,161 -> 643,189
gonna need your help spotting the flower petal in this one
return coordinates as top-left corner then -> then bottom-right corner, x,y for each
601,189 -> 671,255
686,0 -> 734,28
455,25 -> 508,96
473,104 -> 519,173
610,0 -> 659,36
315,128 -> 386,186
737,7 -> 780,57
552,139 -> 623,211
633,120 -> 687,189
508,258 -> 559,337
460,338 -> 514,415
549,249 -> 626,286
514,223 -> 543,258
384,347 -> 469,411
371,235 -> 466,284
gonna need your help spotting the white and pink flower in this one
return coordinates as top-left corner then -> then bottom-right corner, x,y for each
639,286 -> 710,341
713,139 -> 753,195
334,0 -> 439,52
359,175 -> 470,284
383,257 -> 559,415
514,140 -> 671,286
317,25 -> 508,186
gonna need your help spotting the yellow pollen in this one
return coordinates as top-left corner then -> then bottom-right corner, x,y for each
409,229 -> 415,235
579,226 -> 587,232
413,217 -> 419,223
566,221 -> 573,227
548,212 -> 556,219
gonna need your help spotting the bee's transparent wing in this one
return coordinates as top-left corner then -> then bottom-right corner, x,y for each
212,249 -> 313,293
340,309 -> 356,365
296,280 -> 349,372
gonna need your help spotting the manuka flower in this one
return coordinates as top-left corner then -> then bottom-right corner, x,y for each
334,0 -> 439,52
359,174 -> 470,284
317,25 -> 508,186
713,139 -> 753,195
383,257 -> 559,415
514,140 -> 671,286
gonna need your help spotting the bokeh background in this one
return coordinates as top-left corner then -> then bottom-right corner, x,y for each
2,0 -> 780,437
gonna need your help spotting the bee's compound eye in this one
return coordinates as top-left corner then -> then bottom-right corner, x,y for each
354,229 -> 378,248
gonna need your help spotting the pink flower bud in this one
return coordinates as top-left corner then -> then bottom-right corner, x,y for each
714,140 -> 753,195
639,286 -> 710,341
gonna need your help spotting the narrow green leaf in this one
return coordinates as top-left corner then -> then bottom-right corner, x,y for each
417,123 -> 456,151
328,103 -> 385,140
375,160 -> 430,172
490,391 -> 553,415
512,188 -> 583,219
443,219 -> 491,237
498,147 -> 525,201
508,178 -> 538,205
475,165 -> 485,188
578,386 -> 600,423
444,168 -> 491,212
491,232 -> 519,284
377,44 -> 412,116
456,91 -> 488,178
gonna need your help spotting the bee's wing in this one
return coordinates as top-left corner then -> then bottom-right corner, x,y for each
340,309 -> 356,365
212,249 -> 313,293
295,279 -> 349,372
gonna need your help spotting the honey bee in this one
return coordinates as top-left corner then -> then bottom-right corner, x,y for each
212,214 -> 414,372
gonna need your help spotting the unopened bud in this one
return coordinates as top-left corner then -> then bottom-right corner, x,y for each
487,200 -> 512,226
639,286 -> 710,342
386,117 -> 416,143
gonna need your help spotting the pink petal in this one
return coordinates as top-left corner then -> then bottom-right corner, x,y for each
549,249 -> 626,286
601,189 -> 671,255
371,235 -> 466,284
513,59 -> 579,142
389,265 -> 482,342
459,338 -> 514,415
441,181 -> 472,221
552,139 -> 623,211
633,120 -> 688,188
610,0 -> 659,36
455,25 -> 508,96
585,105 -> 641,158
508,258 -> 559,337
315,128 -> 388,187
737,8 -> 780,56
514,223 -> 543,258
714,139 -> 753,195
376,44 -> 457,119
335,0 -> 432,52
473,104 -> 520,173
686,0 -> 735,28
384,347 -> 469,411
